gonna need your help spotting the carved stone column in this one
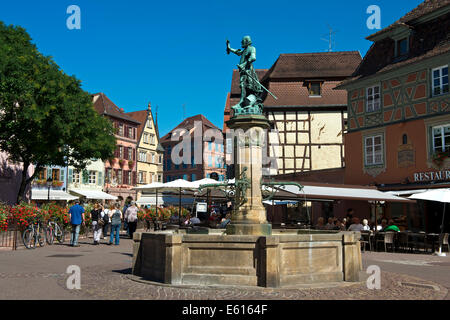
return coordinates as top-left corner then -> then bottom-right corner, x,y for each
225,115 -> 272,236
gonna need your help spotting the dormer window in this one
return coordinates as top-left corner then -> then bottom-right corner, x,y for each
307,82 -> 322,97
397,38 -> 408,56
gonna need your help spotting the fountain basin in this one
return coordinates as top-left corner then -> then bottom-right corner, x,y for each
132,231 -> 363,288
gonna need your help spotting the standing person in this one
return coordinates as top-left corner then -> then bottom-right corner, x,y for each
102,203 -> 112,239
68,199 -> 85,247
90,203 -> 102,245
122,197 -> 132,237
345,209 -> 354,230
124,201 -> 138,239
109,203 -> 122,246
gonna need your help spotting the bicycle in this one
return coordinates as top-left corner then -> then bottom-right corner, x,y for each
46,220 -> 65,245
22,218 -> 46,249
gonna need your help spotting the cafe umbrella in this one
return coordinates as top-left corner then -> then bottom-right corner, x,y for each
410,188 -> 450,256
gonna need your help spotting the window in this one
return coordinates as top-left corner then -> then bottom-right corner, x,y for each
432,125 -> 450,153
128,127 -> 133,139
147,119 -> 152,129
139,151 -> 146,162
158,174 -> 162,182
152,153 -> 155,163
73,170 -> 80,183
143,133 -> 149,144
208,141 -> 212,151
119,124 -> 124,136
138,171 -> 146,184
191,173 -> 196,181
88,171 -> 96,184
105,169 -> 111,183
117,170 -> 123,185
308,82 -> 321,96
183,174 -> 188,180
366,86 -> 381,112
119,146 -> 123,159
149,134 -> 155,145
159,154 -> 162,164
397,38 -> 408,56
402,134 -> 408,145
37,169 -> 47,181
432,65 -> 449,96
52,169 -> 60,181
208,155 -> 212,167
365,135 -> 384,166
128,148 -> 132,161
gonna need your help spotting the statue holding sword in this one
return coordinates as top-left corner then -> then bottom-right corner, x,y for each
226,36 -> 277,116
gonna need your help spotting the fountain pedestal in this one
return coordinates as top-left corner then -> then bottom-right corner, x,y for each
225,115 -> 272,236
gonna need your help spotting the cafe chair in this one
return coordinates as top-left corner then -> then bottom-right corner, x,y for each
397,232 -> 409,253
376,232 -> 395,252
360,231 -> 372,252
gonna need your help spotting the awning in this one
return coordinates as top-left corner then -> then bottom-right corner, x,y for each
69,189 -> 118,200
281,183 -> 413,203
385,189 -> 428,196
136,195 -> 165,206
263,200 -> 298,206
32,189 -> 79,201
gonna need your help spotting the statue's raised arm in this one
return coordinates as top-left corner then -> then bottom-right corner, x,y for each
226,40 -> 242,56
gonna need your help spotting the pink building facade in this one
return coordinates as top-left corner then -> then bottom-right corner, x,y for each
0,151 -> 34,205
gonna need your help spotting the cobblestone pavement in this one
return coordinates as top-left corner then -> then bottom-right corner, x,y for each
0,234 -> 449,300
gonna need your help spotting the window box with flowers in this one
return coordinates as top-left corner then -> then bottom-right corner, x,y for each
109,158 -> 116,165
52,181 -> 64,187
33,179 -> 47,187
431,150 -> 450,167
119,160 -> 126,167
128,160 -> 134,168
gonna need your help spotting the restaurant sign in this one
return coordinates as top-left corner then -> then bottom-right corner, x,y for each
413,170 -> 450,182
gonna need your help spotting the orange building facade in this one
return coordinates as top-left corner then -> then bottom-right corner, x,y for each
338,1 -> 450,232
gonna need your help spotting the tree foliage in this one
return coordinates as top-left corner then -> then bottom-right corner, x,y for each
0,22 -> 117,202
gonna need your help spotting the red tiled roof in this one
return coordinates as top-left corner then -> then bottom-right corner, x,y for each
263,80 -> 348,107
160,114 -> 221,144
92,93 -> 140,124
260,51 -> 362,82
367,0 -> 450,40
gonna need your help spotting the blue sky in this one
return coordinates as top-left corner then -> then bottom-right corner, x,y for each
0,0 -> 423,135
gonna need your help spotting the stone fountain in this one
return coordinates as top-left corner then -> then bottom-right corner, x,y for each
131,36 -> 363,288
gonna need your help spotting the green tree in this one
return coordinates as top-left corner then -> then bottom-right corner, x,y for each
0,22 -> 117,203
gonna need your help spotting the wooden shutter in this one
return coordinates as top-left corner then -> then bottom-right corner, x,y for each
60,169 -> 65,183
133,148 -> 136,161
98,171 -> 103,186
132,171 -> 137,185
125,125 -> 129,138
82,170 -> 89,184
68,168 -> 73,183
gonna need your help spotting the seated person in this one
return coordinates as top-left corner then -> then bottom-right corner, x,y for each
348,217 -> 365,232
314,217 -> 326,230
218,214 -> 231,229
324,217 -> 335,230
362,219 -> 371,231
377,219 -> 388,231
384,219 -> 400,232
169,213 -> 180,224
190,215 -> 201,225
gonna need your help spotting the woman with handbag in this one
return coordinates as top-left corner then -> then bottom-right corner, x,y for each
101,203 -> 113,239
90,203 -> 103,245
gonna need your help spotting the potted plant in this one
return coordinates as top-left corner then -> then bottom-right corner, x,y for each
109,158 -> 116,165
128,160 -> 134,168
52,181 -> 64,187
119,159 -> 125,167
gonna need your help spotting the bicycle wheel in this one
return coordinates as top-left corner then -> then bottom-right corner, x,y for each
37,226 -> 46,247
22,228 -> 35,249
55,224 -> 65,244
46,225 -> 55,245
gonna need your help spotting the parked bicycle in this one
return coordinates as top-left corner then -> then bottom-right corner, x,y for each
45,220 -> 65,245
22,218 -> 46,249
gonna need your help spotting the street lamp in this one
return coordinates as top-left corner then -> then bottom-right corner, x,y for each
46,178 -> 53,201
